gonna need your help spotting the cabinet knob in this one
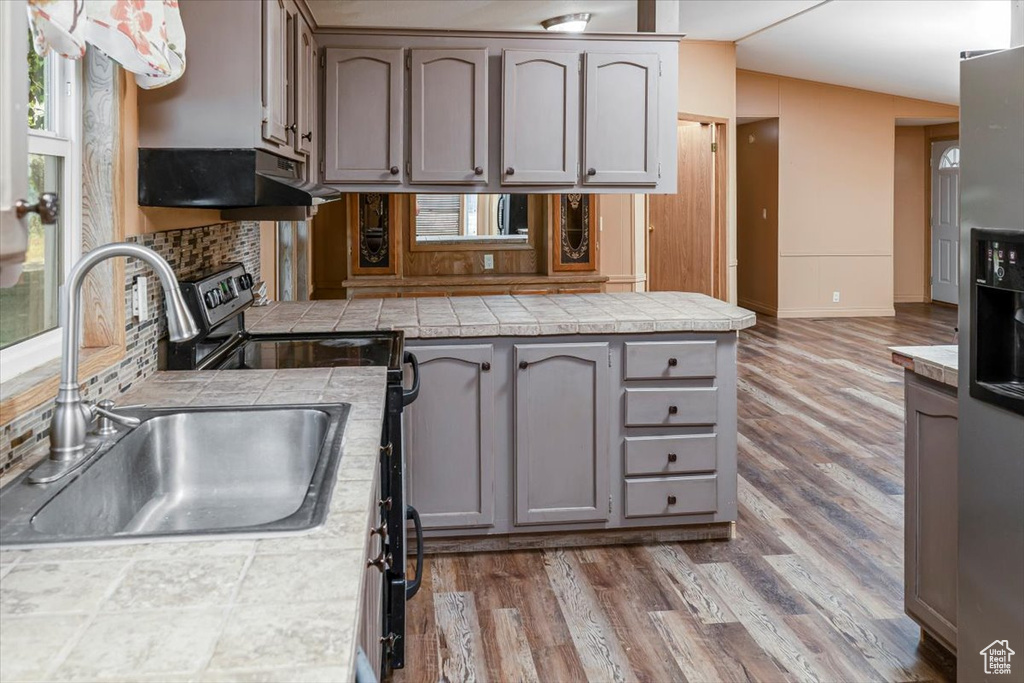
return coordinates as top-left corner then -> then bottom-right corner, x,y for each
506,167 -> 515,176
667,495 -> 677,506
287,123 -> 297,133
519,360 -> 529,370
667,453 -> 677,463
15,192 -> 60,224
369,522 -> 388,538
389,166 -> 400,175
379,496 -> 393,511
668,405 -> 678,415
302,131 -> 313,141
587,167 -> 597,176
474,166 -> 484,176
667,357 -> 678,367
367,551 -> 392,573
481,361 -> 491,371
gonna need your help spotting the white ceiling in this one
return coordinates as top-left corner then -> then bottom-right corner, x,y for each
307,0 -> 1016,104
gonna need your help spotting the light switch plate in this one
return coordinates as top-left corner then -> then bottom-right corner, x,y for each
483,254 -> 494,270
832,291 -> 840,303
133,276 -> 149,321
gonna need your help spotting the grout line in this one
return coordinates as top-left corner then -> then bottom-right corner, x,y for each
192,543 -> 258,675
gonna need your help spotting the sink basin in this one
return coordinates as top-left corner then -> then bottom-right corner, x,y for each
0,404 -> 349,547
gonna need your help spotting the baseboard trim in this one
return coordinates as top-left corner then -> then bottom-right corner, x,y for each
737,298 -> 778,317
894,294 -> 927,303
775,306 -> 896,318
412,522 -> 734,555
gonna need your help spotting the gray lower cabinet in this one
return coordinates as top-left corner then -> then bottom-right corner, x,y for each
357,468 -> 384,681
514,343 -> 610,525
410,48 -> 489,184
904,371 -> 958,653
404,345 -> 495,528
323,48 -> 405,183
501,50 -> 580,185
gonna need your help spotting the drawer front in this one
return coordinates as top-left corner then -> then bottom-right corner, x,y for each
624,434 -> 717,476
624,388 -> 717,427
624,341 -> 716,380
624,475 -> 718,518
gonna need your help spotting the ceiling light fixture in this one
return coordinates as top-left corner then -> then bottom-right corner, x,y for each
541,12 -> 591,33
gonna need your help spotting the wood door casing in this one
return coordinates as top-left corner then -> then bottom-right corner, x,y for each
514,343 -> 610,525
323,48 -> 404,183
411,48 -> 488,184
648,120 -> 719,295
583,52 -> 659,186
405,345 -> 495,529
501,50 -> 580,185
930,139 -> 960,304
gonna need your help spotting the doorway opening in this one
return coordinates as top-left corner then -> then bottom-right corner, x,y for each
736,118 -> 779,315
647,116 -> 727,298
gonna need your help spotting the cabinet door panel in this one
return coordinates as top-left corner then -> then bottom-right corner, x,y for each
324,48 -> 404,183
502,50 -> 579,185
261,0 -> 290,146
583,52 -> 659,185
405,345 -> 494,528
514,343 -> 610,525
411,49 -> 488,184
294,20 -> 315,156
905,376 -> 958,650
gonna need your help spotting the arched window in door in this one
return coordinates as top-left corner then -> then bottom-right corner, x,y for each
939,146 -> 960,168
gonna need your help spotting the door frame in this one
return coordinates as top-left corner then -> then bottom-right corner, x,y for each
645,113 -> 729,299
927,136 -> 960,305
924,134 -> 959,304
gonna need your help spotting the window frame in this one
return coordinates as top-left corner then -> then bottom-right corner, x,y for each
0,46 -> 83,384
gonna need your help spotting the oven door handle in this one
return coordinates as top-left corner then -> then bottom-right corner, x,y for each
402,351 -> 420,406
405,505 -> 424,600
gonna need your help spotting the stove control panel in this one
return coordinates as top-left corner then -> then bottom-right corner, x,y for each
178,263 -> 255,331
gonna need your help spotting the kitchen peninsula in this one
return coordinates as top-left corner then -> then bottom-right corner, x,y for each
247,292 -> 755,548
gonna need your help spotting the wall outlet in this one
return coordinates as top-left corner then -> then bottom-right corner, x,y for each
483,253 -> 494,270
832,290 -> 840,303
133,276 -> 149,321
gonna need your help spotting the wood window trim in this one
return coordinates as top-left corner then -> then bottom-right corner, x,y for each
407,195 -> 537,253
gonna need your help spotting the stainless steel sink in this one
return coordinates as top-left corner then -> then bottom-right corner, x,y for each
0,404 -> 349,548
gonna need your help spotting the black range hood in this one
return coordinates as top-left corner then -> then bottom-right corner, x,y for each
138,149 -> 341,218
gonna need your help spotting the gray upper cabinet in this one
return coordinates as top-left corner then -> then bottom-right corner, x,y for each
261,0 -> 291,147
323,48 -> 405,184
294,19 -> 316,157
501,50 -> 580,185
583,52 -> 660,185
405,345 -> 495,529
514,343 -> 610,525
411,48 -> 489,184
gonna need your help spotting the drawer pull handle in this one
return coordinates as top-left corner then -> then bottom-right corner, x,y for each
667,453 -> 677,463
667,495 -> 677,506
368,551 -> 393,573
668,405 -> 678,415
668,357 -> 678,367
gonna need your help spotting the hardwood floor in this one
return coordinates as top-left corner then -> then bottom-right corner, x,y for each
393,304 -> 960,683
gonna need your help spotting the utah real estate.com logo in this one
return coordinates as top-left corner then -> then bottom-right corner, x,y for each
980,640 -> 1015,676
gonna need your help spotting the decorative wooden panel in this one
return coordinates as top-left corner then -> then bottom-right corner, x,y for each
349,193 -> 398,275
552,194 -> 597,272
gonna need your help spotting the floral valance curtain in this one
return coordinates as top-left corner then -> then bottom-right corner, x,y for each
27,0 -> 186,89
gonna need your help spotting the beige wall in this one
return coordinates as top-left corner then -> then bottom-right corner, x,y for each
737,119 -> 779,314
737,70 -> 958,317
894,126 -> 928,303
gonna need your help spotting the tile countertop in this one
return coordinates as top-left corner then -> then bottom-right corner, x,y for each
890,345 -> 959,388
0,367 -> 387,683
245,292 -> 756,338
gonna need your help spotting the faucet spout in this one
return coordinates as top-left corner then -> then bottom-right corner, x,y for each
44,243 -> 198,473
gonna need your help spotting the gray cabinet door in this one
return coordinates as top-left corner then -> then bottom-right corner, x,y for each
411,48 -> 488,184
323,48 -> 404,183
501,50 -> 579,185
514,343 -> 610,525
905,373 -> 958,652
294,19 -> 315,156
583,52 -> 659,185
405,345 -> 495,528
261,0 -> 291,147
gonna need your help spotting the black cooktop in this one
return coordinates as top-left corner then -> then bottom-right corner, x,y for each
214,331 -> 403,371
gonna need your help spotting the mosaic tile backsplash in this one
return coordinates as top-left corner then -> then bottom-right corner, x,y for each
0,221 -> 261,474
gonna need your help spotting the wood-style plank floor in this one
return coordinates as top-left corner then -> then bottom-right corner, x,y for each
393,304 -> 960,683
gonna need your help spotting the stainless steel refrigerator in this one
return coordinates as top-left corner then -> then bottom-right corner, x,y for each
958,45 -> 1024,682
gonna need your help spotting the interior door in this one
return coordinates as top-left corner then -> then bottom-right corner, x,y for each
931,140 -> 960,304
648,121 -> 716,294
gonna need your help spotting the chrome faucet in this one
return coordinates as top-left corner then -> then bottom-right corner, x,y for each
29,243 -> 199,484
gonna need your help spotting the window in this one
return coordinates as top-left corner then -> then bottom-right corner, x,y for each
0,30 -> 81,383
939,146 -> 960,169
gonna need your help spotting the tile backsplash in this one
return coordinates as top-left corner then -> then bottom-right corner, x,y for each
0,221 -> 261,475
